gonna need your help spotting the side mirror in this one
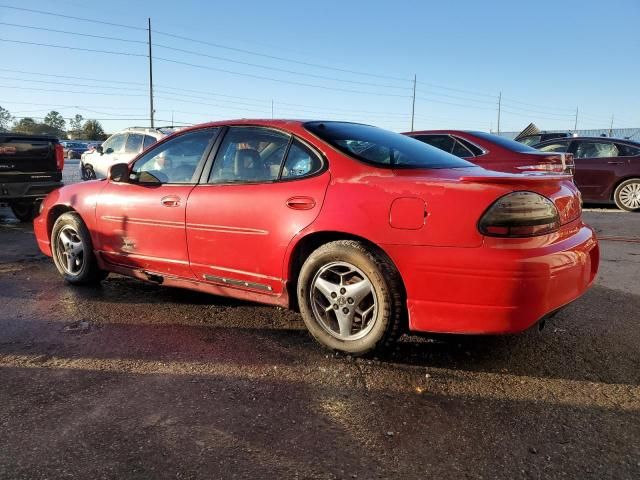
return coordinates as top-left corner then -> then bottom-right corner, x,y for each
96,145 -> 103,155
105,147 -> 114,155
108,163 -> 130,183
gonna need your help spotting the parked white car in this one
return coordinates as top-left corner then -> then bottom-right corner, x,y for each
80,127 -> 175,180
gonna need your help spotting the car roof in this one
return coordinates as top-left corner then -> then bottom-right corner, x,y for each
535,136 -> 640,146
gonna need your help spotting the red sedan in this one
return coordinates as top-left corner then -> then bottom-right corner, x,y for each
34,120 -> 599,355
405,129 -> 575,174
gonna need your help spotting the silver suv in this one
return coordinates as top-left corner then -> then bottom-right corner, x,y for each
80,126 -> 179,180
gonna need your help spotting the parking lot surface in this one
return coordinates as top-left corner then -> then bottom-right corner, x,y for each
0,206 -> 638,479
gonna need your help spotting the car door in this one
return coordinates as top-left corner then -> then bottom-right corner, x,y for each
186,126 -> 330,294
572,140 -> 621,200
95,128 -> 220,278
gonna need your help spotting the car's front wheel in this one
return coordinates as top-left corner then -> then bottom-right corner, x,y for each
51,212 -> 107,285
297,240 -> 405,355
614,178 -> 640,212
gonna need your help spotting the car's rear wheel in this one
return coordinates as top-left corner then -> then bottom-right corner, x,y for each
297,240 -> 405,355
51,212 -> 108,285
614,178 -> 640,212
9,201 -> 38,222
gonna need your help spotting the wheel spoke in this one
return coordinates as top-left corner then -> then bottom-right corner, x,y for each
70,240 -> 83,255
59,230 -> 72,246
335,309 -> 355,337
344,279 -> 372,307
314,276 -> 337,304
66,254 -> 75,273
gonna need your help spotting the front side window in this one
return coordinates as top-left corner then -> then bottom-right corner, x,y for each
306,122 -> 472,169
209,127 -> 291,183
132,129 -> 218,184
575,141 -> 619,159
102,134 -> 126,154
124,133 -> 144,154
538,141 -> 570,153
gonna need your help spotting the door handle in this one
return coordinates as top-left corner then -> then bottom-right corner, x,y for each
161,195 -> 181,207
286,196 -> 316,210
607,161 -> 624,165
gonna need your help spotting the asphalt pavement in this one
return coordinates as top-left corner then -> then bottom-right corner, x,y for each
0,205 -> 638,480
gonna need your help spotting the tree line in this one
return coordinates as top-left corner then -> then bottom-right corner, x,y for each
0,105 -> 107,140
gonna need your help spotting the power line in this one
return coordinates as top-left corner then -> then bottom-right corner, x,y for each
154,57 -> 413,98
0,38 -> 145,57
0,21 -> 145,44
0,4 -> 145,31
0,84 -> 146,97
0,75 -> 147,92
0,68 -> 147,86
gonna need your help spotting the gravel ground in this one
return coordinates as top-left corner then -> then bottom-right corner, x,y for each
0,205 -> 638,480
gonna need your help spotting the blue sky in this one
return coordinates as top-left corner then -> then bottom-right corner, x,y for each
0,0 -> 638,134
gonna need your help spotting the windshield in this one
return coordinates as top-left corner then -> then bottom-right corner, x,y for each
305,122 -> 474,169
469,131 -> 540,153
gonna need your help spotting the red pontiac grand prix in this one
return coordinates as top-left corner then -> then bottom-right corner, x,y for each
34,120 -> 599,355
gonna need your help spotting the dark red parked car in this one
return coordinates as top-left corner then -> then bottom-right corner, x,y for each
533,136 -> 640,211
405,130 -> 574,174
34,120 -> 598,355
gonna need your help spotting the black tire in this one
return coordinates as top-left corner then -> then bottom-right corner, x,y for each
10,201 -> 38,222
51,212 -> 108,285
297,240 -> 405,356
613,178 -> 640,212
81,163 -> 96,181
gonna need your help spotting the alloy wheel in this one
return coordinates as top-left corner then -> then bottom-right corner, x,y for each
310,261 -> 378,341
55,225 -> 85,275
618,181 -> 640,210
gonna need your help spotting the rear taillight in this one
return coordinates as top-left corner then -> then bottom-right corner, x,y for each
516,154 -> 573,174
479,191 -> 560,237
55,143 -> 65,171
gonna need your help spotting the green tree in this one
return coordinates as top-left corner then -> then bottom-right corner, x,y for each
12,117 -> 67,138
69,114 -> 84,132
82,119 -> 106,140
0,105 -> 14,132
43,110 -> 66,131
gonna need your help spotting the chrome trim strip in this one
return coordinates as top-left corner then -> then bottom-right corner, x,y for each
101,216 -> 184,229
186,223 -> 268,235
203,274 -> 273,292
190,262 -> 280,281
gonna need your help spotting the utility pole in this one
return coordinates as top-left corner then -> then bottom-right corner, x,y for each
609,114 -> 614,137
497,91 -> 502,134
271,99 -> 274,119
410,74 -> 417,132
147,17 -> 155,128
574,107 -> 578,131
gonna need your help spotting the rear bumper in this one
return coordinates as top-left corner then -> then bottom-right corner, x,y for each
383,224 -> 599,334
0,180 -> 63,202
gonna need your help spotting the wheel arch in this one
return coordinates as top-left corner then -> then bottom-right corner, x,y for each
47,205 -> 80,240
285,230 -> 406,310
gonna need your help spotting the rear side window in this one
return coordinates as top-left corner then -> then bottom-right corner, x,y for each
617,143 -> 640,157
124,133 -> 144,154
470,131 -> 540,153
282,140 -> 323,179
306,122 -> 472,169
209,127 -> 291,183
575,141 -> 619,159
451,139 -> 474,157
143,135 -> 157,150
413,135 -> 454,153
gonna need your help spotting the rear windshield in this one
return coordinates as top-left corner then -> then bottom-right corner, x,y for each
305,121 -> 473,169
470,131 -> 540,153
